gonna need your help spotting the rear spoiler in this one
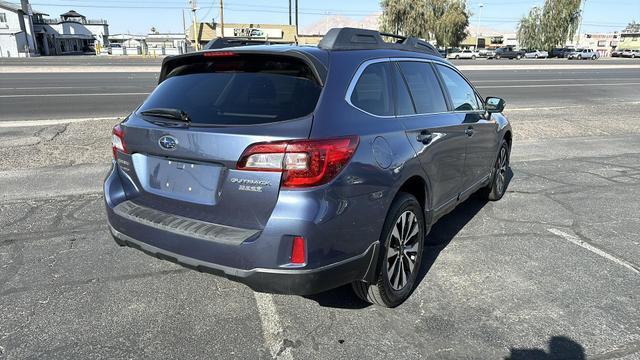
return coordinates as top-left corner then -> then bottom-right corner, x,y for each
158,50 -> 328,86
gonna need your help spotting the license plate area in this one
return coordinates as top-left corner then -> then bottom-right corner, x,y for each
131,153 -> 222,206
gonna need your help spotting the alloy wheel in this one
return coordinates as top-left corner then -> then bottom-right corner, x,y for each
386,210 -> 420,291
495,146 -> 508,195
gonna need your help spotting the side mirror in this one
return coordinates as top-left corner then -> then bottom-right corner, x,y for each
485,97 -> 506,113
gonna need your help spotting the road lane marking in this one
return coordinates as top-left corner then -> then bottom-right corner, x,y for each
254,292 -> 293,360
0,92 -> 149,98
547,228 -> 640,274
478,82 -> 640,89
0,117 -> 119,128
0,86 -> 152,90
473,78 -> 640,83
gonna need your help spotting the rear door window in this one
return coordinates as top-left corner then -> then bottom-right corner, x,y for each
350,62 -> 394,116
435,64 -> 480,111
138,54 -> 322,125
396,61 -> 448,114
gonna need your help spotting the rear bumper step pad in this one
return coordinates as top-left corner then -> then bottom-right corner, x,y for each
112,200 -> 259,245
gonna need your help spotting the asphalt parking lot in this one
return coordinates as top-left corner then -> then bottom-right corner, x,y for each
1,57 -> 639,359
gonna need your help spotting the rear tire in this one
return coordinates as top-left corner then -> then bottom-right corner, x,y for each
592,55 -> 597,60
472,55 -> 476,60
481,140 -> 510,201
516,54 -> 522,60
352,193 -> 425,308
455,55 -> 460,59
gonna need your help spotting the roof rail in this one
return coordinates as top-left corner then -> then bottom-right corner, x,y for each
204,37 -> 293,50
318,27 -> 442,57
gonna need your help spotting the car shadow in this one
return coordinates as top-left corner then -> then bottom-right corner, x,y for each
505,336 -> 585,360
304,168 -> 514,309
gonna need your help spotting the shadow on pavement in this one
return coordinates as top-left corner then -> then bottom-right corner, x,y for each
506,336 -> 585,360
305,167 -> 514,309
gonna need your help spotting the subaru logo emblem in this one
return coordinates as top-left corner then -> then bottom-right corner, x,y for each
158,135 -> 178,150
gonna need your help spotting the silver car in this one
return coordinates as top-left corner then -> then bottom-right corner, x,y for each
621,49 -> 640,58
447,49 -> 480,60
567,48 -> 599,60
524,49 -> 548,59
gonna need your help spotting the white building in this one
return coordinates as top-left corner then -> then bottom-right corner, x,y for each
33,9 -> 109,55
0,0 -> 109,57
0,0 -> 37,57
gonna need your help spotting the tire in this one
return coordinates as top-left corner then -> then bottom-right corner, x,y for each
516,54 -> 522,60
352,193 -> 425,308
455,55 -> 460,59
592,55 -> 596,60
481,140 -> 510,201
471,55 -> 476,60
577,55 -> 582,60
496,54 -> 501,59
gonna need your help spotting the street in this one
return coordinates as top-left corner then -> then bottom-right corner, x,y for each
1,58 -> 639,359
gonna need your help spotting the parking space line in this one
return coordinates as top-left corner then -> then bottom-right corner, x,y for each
254,292 -> 293,360
547,228 -> 640,274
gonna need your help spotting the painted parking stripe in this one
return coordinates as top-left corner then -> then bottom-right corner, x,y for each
548,228 -> 640,274
254,292 -> 293,360
0,117 -> 119,128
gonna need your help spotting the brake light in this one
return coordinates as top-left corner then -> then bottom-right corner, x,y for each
237,136 -> 359,188
290,236 -> 306,265
203,51 -> 237,57
112,124 -> 127,159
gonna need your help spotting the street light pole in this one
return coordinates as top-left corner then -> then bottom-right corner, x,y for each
220,0 -> 224,38
190,0 -> 199,51
475,3 -> 484,50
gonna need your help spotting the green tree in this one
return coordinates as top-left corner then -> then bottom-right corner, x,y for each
516,0 -> 582,50
380,0 -> 470,48
517,6 -> 543,50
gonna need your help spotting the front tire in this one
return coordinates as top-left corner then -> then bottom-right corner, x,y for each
482,140 -> 510,201
352,193 -> 425,308
455,55 -> 460,60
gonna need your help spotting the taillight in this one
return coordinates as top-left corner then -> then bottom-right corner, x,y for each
112,124 -> 127,159
237,136 -> 359,188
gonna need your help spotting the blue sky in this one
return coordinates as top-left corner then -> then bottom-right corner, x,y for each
29,0 -> 640,35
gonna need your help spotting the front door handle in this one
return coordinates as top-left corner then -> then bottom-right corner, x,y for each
465,126 -> 475,137
416,130 -> 433,144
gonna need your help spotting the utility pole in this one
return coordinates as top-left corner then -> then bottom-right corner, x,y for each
189,0 -> 199,51
219,0 -> 225,38
295,0 -> 298,35
289,0 -> 292,26
475,3 -> 484,50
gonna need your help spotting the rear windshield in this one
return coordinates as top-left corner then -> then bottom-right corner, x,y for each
138,54 -> 322,126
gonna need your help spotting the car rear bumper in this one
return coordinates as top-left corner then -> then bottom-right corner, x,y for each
109,225 -> 378,295
104,163 -> 381,295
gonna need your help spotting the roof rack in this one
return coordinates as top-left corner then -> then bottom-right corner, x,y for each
318,27 -> 442,57
204,37 -> 293,50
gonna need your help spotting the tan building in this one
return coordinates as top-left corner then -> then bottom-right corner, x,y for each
187,22 -> 324,47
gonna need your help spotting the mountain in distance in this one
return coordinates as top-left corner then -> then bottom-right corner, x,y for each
302,14 -> 380,35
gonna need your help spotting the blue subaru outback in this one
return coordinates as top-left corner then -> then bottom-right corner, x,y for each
105,28 -> 512,307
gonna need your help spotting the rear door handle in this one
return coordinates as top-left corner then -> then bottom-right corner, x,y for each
465,127 -> 475,137
416,130 -> 433,144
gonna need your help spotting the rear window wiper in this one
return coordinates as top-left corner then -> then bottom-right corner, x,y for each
139,108 -> 191,127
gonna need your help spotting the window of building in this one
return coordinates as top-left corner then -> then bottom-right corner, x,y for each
396,61 -> 448,114
0,13 -> 7,23
435,64 -> 480,112
350,62 -> 394,116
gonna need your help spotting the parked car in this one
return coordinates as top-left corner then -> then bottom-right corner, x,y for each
524,49 -> 548,59
621,49 -> 640,58
549,47 -> 574,58
611,48 -> 627,57
105,27 -> 512,308
567,48 -> 599,60
494,46 -> 525,59
447,49 -> 480,60
478,48 -> 496,58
